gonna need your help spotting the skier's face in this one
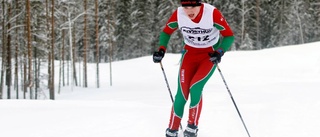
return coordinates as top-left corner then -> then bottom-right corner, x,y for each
183,6 -> 201,20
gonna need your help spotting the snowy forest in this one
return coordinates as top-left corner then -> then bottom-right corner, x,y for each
0,0 -> 319,100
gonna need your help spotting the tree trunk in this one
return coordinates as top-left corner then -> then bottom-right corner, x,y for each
14,0 -> 20,99
50,0 -> 55,100
61,3 -> 66,88
58,47 -> 61,94
0,0 -> 6,99
6,1 -> 12,99
46,0 -> 51,91
108,0 -> 113,86
72,23 -> 78,86
26,0 -> 33,99
22,14 -> 27,99
23,47 -> 27,99
62,25 -> 65,87
34,47 -> 38,99
83,0 -> 88,87
95,0 -> 100,88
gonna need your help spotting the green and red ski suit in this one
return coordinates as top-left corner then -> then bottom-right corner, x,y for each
158,3 -> 234,130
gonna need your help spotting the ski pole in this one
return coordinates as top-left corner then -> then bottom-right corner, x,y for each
160,62 -> 174,103
215,63 -> 252,137
159,62 -> 183,131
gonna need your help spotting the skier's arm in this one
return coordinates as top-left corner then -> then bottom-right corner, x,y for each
158,10 -> 179,51
212,9 -> 235,52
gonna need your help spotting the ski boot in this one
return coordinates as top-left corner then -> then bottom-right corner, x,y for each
183,124 -> 198,137
166,128 -> 178,137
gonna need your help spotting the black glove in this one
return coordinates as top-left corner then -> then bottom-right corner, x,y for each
153,49 -> 165,63
209,48 -> 224,64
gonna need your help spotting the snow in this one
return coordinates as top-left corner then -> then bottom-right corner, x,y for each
1,42 -> 320,137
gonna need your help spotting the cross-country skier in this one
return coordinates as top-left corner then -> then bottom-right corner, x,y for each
153,0 -> 234,137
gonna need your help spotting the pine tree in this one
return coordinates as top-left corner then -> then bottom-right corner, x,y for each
129,0 -> 150,58
304,0 -> 320,43
115,0 -> 132,60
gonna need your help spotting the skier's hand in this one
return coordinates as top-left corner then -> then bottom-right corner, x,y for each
153,49 -> 165,63
209,48 -> 224,64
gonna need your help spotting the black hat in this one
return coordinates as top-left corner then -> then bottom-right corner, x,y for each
180,0 -> 202,7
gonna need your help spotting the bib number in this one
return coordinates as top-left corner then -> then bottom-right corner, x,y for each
188,35 -> 210,42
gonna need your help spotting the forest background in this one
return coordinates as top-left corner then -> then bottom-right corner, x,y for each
0,0 -> 319,99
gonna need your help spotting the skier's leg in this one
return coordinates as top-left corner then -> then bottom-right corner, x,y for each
168,50 -> 197,130
188,58 -> 216,126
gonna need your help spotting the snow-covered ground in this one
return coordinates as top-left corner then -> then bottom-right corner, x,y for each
1,42 -> 320,137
